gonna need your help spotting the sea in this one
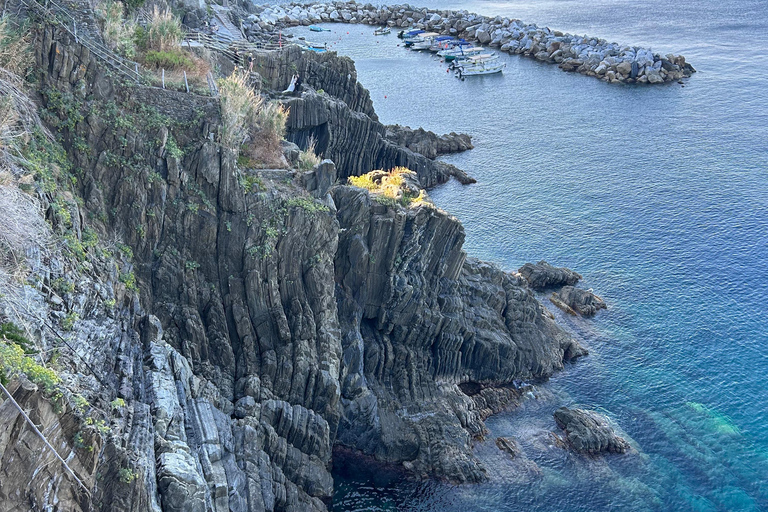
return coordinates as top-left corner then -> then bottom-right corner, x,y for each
282,0 -> 768,510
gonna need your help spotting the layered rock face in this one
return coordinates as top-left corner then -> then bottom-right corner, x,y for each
0,12 -> 585,512
332,186 -> 584,481
518,260 -> 582,290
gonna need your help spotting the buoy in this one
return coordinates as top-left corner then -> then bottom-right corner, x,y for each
346,31 -> 349,34
446,68 -> 449,72
384,95 -> 387,98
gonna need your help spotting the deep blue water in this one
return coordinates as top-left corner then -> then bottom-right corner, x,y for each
288,1 -> 768,510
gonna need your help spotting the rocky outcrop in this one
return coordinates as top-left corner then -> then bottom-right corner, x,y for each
280,88 -> 474,188
518,260 -> 581,290
554,286 -> 607,317
0,7 -> 592,511
495,436 -> 523,458
554,407 -> 630,454
384,125 -> 473,159
227,44 -> 475,187
332,185 -> 585,482
244,1 -> 695,84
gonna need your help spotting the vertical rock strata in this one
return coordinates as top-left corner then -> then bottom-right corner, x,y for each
0,17 -> 581,512
332,187 -> 583,481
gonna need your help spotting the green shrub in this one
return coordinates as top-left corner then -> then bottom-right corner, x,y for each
61,311 -> 79,331
118,467 -> 137,484
143,49 -> 194,70
0,324 -> 59,393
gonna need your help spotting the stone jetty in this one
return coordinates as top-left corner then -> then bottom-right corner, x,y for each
242,1 -> 695,84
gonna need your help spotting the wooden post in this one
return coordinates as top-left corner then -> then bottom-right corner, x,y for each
162,68 -> 165,88
135,62 -> 139,82
184,71 -> 189,93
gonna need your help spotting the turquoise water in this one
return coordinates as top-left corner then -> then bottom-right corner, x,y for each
287,1 -> 768,509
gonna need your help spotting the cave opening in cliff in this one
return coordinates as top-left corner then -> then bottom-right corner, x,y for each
458,381 -> 484,397
289,122 -> 330,157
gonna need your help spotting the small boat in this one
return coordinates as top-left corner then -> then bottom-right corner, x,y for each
374,27 -> 391,36
438,43 -> 480,61
309,25 -> 330,32
409,32 -> 440,50
455,54 -> 505,77
428,36 -> 457,52
299,40 -> 328,52
398,29 -> 423,40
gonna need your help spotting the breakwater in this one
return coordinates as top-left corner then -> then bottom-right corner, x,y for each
244,1 -> 695,84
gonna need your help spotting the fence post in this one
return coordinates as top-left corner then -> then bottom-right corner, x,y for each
162,68 -> 165,89
183,71 -> 189,93
73,21 -> 77,43
135,62 -> 139,82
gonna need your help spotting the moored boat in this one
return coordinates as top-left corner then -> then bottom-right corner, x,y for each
409,32 -> 440,50
428,36 -> 457,52
298,40 -> 328,52
398,29 -> 424,41
440,45 -> 485,62
308,25 -> 330,32
455,54 -> 505,76
374,26 -> 391,36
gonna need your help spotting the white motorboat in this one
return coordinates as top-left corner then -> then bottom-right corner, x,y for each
441,46 -> 486,62
455,54 -> 505,76
374,27 -> 391,36
408,32 -> 439,50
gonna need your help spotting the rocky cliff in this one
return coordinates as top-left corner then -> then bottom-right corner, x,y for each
0,10 -> 583,512
235,45 -> 474,187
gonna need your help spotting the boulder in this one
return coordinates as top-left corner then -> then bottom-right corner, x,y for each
616,60 -> 632,76
475,29 -> 492,44
517,260 -> 581,290
554,407 -> 630,454
495,436 -> 523,458
554,286 -> 606,316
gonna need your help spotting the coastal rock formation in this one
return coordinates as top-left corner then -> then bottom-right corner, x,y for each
555,286 -> 607,317
554,407 -> 630,454
0,3 -> 591,510
281,88 -> 474,187
384,125 -> 473,159
244,1 -> 695,84
518,260 -> 582,290
332,185 -> 585,481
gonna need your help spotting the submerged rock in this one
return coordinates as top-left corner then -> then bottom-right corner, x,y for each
554,407 -> 630,454
555,285 -> 607,316
496,436 -> 523,458
518,260 -> 582,290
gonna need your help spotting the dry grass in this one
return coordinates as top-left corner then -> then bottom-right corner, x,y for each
147,6 -> 182,52
0,17 -> 32,81
219,71 -> 289,167
297,136 -> 321,172
218,71 -> 262,149
98,1 -> 136,58
250,101 -> 288,167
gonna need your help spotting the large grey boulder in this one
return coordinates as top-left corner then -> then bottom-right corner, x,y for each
554,407 -> 629,454
555,285 -> 607,316
518,260 -> 581,290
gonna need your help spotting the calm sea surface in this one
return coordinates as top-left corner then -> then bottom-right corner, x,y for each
284,1 -> 768,510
